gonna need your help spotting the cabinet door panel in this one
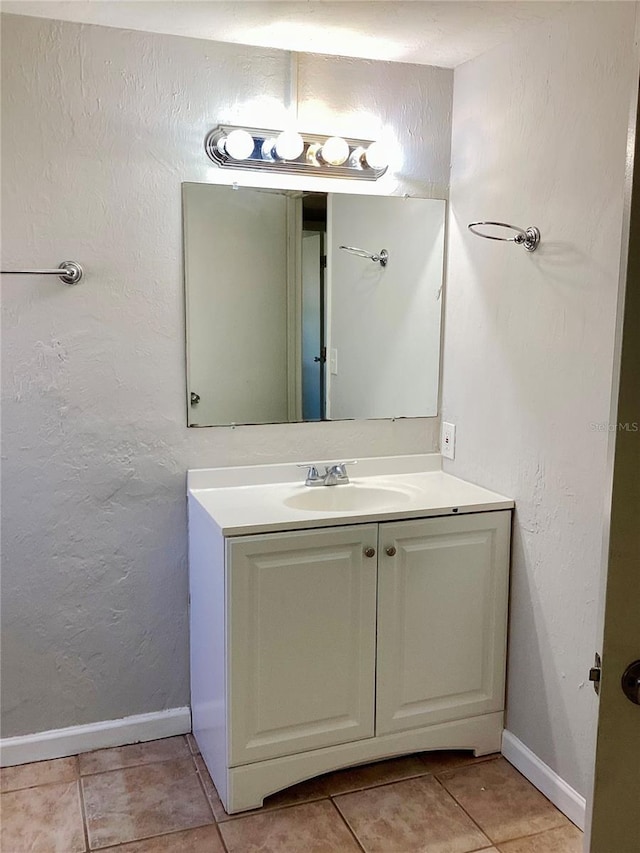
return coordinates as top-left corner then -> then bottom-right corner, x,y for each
228,524 -> 378,766
376,512 -> 511,735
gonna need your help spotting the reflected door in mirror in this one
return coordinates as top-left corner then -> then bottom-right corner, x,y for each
184,184 -> 289,426
301,231 -> 325,421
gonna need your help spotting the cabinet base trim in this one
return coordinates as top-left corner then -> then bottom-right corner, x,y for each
0,707 -> 192,767
224,712 -> 503,813
501,730 -> 586,830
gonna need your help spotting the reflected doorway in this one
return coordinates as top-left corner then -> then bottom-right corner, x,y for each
301,194 -> 327,421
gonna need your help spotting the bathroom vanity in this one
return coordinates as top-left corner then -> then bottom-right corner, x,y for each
188,455 -> 513,813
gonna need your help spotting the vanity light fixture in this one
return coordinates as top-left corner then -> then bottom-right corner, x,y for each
205,125 -> 389,180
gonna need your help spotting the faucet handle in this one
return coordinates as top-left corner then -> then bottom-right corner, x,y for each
333,460 -> 357,470
296,463 -> 323,486
325,460 -> 357,480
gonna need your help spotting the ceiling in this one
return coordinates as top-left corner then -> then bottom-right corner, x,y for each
0,1 -> 571,68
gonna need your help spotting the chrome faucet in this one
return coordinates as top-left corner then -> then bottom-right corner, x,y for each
297,461 -> 357,487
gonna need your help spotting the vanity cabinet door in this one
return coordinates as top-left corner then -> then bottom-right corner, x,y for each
376,511 -> 511,735
227,524 -> 378,766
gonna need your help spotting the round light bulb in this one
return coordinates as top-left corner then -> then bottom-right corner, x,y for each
275,130 -> 304,161
320,136 -> 349,166
224,129 -> 255,160
364,141 -> 389,171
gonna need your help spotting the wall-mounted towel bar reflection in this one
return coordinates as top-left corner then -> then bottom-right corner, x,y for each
339,245 -> 389,267
1,261 -> 83,285
468,221 -> 541,252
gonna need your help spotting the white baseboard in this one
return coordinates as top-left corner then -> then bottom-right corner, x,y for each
0,707 -> 191,767
501,730 -> 586,830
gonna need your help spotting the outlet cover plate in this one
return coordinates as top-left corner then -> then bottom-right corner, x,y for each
442,422 -> 456,460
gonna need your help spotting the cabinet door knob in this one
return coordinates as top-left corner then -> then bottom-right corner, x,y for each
364,547 -> 376,558
386,546 -> 397,557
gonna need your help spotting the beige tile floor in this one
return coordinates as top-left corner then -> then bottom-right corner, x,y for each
0,735 -> 584,852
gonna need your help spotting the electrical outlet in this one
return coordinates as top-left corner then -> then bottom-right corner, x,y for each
442,422 -> 456,460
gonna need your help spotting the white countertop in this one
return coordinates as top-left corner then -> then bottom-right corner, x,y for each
188,454 -> 514,536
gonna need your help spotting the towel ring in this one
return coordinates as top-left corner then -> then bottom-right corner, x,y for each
339,245 -> 389,267
468,221 -> 541,252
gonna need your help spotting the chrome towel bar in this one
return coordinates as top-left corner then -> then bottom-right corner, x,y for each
1,261 -> 83,285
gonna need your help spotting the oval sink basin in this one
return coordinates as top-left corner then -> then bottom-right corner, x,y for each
284,484 -> 413,513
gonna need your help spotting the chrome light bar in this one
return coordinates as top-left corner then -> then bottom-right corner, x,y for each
204,125 -> 389,180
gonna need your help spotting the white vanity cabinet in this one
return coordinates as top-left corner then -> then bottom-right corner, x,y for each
189,486 -> 511,814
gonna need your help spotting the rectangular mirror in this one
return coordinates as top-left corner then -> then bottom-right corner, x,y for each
183,183 -> 445,426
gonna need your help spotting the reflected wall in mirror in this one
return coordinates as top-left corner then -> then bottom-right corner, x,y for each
183,184 -> 445,426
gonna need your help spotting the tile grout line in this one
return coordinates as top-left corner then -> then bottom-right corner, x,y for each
78,739 -> 193,779
214,815 -> 231,852
331,765 -> 436,794
0,775 -> 84,796
491,823 -> 581,850
94,824 -> 226,852
79,758 -> 194,779
77,775 -> 91,853
432,769 -> 576,850
330,771 -> 435,803
219,793 -> 333,823
191,755 -> 230,852
431,774 -> 497,849
326,798 -> 368,853
434,756 -> 584,846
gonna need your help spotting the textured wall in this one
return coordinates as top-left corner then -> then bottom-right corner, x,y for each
443,2 -> 637,797
0,14 -> 451,737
